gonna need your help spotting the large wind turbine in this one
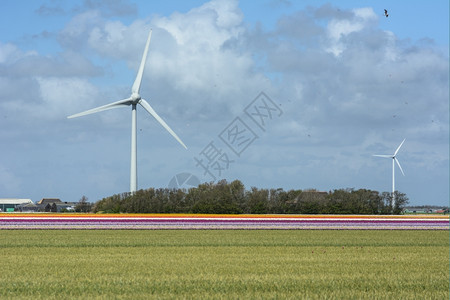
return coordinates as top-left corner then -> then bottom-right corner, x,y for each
373,138 -> 405,206
68,29 -> 187,193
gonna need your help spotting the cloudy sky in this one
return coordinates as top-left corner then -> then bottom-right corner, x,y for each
0,0 -> 448,206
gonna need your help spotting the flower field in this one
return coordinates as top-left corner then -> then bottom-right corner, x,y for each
1,213 -> 448,229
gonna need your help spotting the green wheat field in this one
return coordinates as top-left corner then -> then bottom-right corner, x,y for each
0,230 -> 448,299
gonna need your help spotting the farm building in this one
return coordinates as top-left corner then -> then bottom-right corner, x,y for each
36,198 -> 62,206
0,199 -> 33,212
36,198 -> 76,212
18,202 -> 39,212
403,207 -> 449,214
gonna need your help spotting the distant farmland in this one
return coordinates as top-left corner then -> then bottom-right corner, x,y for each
0,230 -> 448,299
0,213 -> 448,229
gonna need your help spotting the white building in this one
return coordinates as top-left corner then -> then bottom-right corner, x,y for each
0,199 -> 33,212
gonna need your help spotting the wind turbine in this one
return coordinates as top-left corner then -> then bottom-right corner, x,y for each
373,138 -> 405,207
68,29 -> 187,194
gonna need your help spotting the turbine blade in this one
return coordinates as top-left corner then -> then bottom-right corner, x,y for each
132,29 -> 152,95
373,155 -> 392,158
395,157 -> 405,176
394,138 -> 406,156
67,98 -> 133,119
139,99 -> 187,149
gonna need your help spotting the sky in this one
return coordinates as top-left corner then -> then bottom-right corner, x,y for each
0,0 -> 448,206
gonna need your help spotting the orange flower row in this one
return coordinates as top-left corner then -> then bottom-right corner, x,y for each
1,213 -> 448,219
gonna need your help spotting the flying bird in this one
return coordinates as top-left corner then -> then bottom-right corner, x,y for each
384,9 -> 389,17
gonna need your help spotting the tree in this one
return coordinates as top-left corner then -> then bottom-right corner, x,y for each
380,192 -> 393,214
393,191 -> 409,214
229,180 -> 246,212
90,181 -> 409,215
246,187 -> 269,214
93,193 -> 125,213
75,195 -> 92,213
297,190 -> 327,214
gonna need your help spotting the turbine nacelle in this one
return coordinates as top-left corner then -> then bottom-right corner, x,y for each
131,92 -> 141,104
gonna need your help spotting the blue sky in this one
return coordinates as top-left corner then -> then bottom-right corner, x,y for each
0,0 -> 448,206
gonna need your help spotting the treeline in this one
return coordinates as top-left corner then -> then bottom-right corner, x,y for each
92,179 -> 408,215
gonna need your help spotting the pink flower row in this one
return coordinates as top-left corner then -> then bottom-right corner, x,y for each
0,216 -> 448,230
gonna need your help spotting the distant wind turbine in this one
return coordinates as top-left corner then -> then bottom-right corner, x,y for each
373,139 -> 405,207
68,29 -> 187,193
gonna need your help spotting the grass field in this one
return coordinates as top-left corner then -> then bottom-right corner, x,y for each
0,230 -> 448,299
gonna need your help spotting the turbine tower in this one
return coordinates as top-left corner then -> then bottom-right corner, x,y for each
68,29 -> 187,193
373,138 -> 405,207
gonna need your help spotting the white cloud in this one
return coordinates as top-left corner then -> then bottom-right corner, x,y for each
154,0 -> 243,46
58,10 -> 104,50
36,77 -> 101,119
0,42 -> 38,64
326,7 -> 378,56
0,43 -> 20,63
145,0 -> 265,117
75,0 -> 268,120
